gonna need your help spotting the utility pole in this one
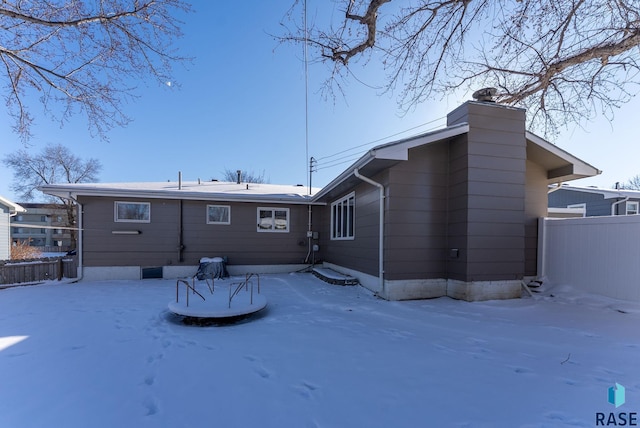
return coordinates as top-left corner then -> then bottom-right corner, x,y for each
309,157 -> 316,195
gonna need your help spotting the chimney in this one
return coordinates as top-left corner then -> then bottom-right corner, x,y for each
236,170 -> 241,184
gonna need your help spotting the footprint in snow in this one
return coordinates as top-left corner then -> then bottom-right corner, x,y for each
244,355 -> 273,379
294,382 -> 319,399
143,398 -> 159,416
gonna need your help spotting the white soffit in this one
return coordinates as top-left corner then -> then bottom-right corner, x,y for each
526,131 -> 601,178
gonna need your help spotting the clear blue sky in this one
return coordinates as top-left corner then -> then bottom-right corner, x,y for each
1,1 -> 638,202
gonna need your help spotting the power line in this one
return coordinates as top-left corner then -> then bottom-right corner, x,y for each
314,116 -> 446,163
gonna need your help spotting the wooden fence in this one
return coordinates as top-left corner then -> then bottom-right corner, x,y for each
0,257 -> 78,286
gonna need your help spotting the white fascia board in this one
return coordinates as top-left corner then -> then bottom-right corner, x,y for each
526,131 -> 601,177
557,185 -> 636,200
38,185 -> 322,206
0,195 -> 25,213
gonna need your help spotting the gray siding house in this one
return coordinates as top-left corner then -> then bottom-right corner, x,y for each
40,100 -> 600,301
0,196 -> 25,260
548,185 -> 640,217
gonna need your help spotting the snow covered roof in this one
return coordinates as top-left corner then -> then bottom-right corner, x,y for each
553,184 -> 640,200
39,181 -> 322,205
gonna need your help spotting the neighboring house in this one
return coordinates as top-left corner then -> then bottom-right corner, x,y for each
548,185 -> 640,217
0,196 -> 25,260
40,100 -> 600,301
10,203 -> 74,252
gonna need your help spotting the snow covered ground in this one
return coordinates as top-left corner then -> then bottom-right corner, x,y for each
0,273 -> 639,427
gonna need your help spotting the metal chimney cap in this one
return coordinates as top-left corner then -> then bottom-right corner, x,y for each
472,87 -> 497,102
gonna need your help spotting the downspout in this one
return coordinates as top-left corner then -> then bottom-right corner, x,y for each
611,197 -> 629,216
353,168 -> 385,297
70,196 -> 83,282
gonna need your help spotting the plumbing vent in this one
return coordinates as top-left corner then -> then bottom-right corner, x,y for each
472,87 -> 497,102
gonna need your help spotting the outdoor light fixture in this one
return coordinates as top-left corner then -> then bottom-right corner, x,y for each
111,230 -> 141,235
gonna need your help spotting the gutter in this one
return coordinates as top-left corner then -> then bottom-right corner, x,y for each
611,196 -> 630,216
353,168 -> 385,297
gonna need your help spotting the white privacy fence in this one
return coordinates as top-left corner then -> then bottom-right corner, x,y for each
539,215 -> 640,301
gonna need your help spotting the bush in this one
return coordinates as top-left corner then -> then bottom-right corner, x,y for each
11,240 -> 42,260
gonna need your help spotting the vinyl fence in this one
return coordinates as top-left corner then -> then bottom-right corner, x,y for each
0,257 -> 78,286
539,215 -> 640,301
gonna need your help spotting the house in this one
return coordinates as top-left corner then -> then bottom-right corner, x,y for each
39,100 -> 600,301
548,185 -> 640,217
11,203 -> 74,252
0,196 -> 25,260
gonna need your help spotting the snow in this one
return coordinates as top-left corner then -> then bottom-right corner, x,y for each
39,180 -> 319,203
1,273 -> 639,427
168,279 -> 268,318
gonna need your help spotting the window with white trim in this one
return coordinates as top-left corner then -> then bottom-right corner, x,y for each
257,207 -> 289,232
626,201 -> 639,215
331,192 -> 355,240
115,201 -> 150,223
207,205 -> 230,224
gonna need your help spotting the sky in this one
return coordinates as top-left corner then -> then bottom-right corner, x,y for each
1,1 -> 639,202
1,274 -> 639,427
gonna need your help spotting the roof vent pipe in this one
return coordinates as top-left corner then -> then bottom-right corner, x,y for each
178,171 -> 182,190
236,170 -> 242,184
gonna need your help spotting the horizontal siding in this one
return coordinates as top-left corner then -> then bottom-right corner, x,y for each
319,179 -> 382,277
451,102 -> 527,281
0,213 -> 9,260
80,197 -> 310,267
384,142 -> 449,280
548,189 -> 611,216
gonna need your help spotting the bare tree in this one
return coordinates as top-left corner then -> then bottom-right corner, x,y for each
3,144 -> 102,247
281,0 -> 640,135
221,169 -> 268,184
618,174 -> 640,190
0,1 -> 190,141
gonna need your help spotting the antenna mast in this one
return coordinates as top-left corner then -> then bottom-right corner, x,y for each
304,0 -> 310,194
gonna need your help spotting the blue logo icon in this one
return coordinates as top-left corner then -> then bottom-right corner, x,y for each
608,383 -> 626,408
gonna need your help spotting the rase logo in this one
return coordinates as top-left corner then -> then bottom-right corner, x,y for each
596,383 -> 637,426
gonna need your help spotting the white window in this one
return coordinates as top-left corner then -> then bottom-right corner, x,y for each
207,205 -> 231,224
331,192 -> 355,240
115,201 -> 150,223
626,201 -> 639,215
257,207 -> 289,232
567,203 -> 586,217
